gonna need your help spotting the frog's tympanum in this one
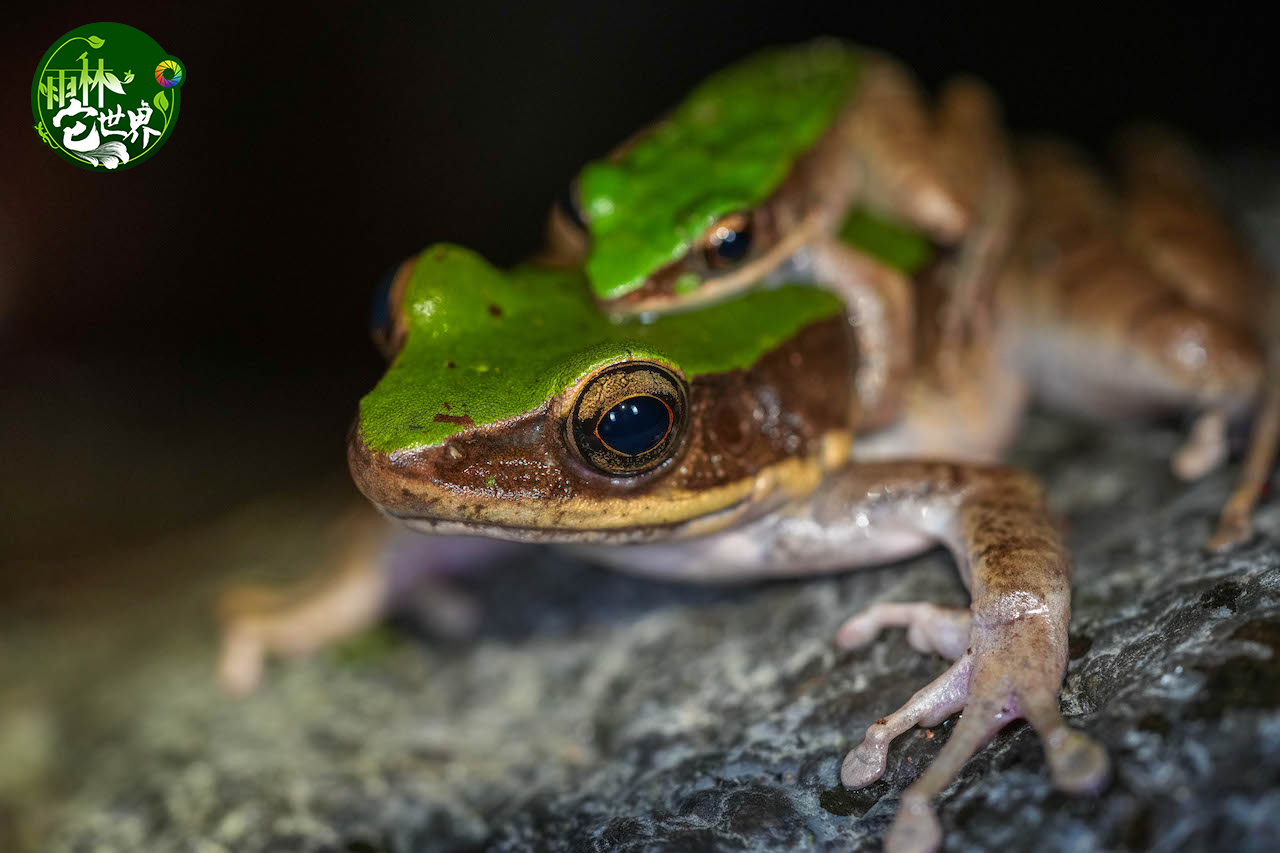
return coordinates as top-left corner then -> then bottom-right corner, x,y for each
221,41 -> 1275,853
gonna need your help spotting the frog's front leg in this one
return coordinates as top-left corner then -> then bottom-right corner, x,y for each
807,237 -> 914,428
218,510 -> 522,692
805,462 -> 1108,853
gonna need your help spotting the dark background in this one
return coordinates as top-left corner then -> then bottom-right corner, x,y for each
4,2 -> 1279,576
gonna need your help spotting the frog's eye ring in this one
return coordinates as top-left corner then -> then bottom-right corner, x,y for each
556,181 -> 588,232
570,363 -> 687,476
699,212 -> 753,272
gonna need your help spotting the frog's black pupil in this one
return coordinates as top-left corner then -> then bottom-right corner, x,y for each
597,396 -> 671,456
715,228 -> 751,262
369,266 -> 397,338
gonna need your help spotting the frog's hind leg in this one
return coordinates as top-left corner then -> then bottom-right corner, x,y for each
1117,125 -> 1262,328
1002,140 -> 1265,504
1117,126 -> 1280,547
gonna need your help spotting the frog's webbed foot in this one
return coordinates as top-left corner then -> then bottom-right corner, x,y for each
839,599 -> 1109,853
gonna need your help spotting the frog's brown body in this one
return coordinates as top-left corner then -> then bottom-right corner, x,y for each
220,45 -> 1274,853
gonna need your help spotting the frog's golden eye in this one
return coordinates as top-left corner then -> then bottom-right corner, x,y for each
569,362 -> 687,476
699,212 -> 753,272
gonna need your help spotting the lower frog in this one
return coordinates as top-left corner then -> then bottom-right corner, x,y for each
219,42 -> 1275,853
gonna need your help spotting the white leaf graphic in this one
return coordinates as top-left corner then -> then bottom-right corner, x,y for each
104,72 -> 125,95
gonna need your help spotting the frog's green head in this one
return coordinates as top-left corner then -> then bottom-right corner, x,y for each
550,40 -> 861,315
350,244 -> 855,543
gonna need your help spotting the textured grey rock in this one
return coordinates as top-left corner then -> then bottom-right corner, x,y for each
22,159 -> 1280,853
27,420 -> 1280,853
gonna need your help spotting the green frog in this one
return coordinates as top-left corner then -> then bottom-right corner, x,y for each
220,41 -> 1274,853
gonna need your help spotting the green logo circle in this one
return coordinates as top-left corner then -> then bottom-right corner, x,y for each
31,22 -> 185,171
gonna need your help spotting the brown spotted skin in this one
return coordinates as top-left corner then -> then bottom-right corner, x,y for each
349,316 -> 856,538
1118,125 -> 1264,330
998,140 -> 1262,420
843,56 -> 970,243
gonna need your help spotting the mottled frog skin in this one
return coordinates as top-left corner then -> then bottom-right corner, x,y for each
220,40 -> 1275,853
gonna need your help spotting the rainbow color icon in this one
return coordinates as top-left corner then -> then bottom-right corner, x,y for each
154,60 -> 182,87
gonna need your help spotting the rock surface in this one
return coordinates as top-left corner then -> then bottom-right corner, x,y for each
11,157 -> 1280,853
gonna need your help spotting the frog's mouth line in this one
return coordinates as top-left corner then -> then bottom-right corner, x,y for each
384,495 -> 754,546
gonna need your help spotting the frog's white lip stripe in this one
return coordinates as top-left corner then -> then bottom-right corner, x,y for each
383,495 -> 754,546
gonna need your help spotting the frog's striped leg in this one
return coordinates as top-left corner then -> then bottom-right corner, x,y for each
814,461 -> 1108,853
999,141 -> 1264,495
1115,126 -> 1280,548
1117,125 -> 1262,328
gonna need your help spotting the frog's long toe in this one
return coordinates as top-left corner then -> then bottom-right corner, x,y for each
836,601 -> 971,659
838,600 -> 975,788
841,652 -> 971,788
1021,689 -> 1111,793
880,656 -> 1109,852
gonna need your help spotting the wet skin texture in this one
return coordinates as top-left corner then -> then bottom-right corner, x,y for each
222,40 -> 1274,853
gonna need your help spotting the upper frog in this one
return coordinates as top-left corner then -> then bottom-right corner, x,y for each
578,41 -> 860,301
550,39 -> 964,317
350,245 -> 854,539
